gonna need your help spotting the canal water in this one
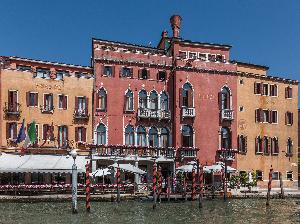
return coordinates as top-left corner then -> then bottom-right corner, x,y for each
0,199 -> 299,224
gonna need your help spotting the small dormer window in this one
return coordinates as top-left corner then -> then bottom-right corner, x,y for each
103,66 -> 113,77
208,54 -> 216,62
56,70 -> 68,80
121,67 -> 133,78
216,55 -> 223,62
139,68 -> 148,80
198,53 -> 207,61
36,68 -> 50,79
17,65 -> 31,72
189,52 -> 197,59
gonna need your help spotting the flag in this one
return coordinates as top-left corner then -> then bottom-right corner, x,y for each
22,121 -> 36,149
16,119 -> 26,143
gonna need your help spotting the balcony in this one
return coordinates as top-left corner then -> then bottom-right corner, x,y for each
160,110 -> 171,120
178,147 -> 198,160
182,107 -> 195,118
217,148 -> 237,161
73,109 -> 90,120
4,102 -> 21,117
137,108 -> 160,119
221,109 -> 234,121
40,105 -> 54,114
93,145 -> 175,159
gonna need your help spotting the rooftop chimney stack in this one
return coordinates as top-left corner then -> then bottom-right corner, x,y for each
170,15 -> 182,38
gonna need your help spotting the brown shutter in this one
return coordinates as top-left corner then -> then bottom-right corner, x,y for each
188,89 -> 193,107
26,92 -> 30,106
43,94 -> 46,109
13,123 -> 17,139
285,87 -> 288,98
75,96 -> 78,111
276,137 -> 279,153
8,90 -> 11,105
75,127 -> 78,142
218,92 -> 222,110
285,112 -> 287,125
112,66 -> 115,77
274,85 -> 277,96
255,109 -> 258,122
34,93 -> 38,106
85,97 -> 89,114
50,93 -> 53,109
245,136 -> 248,152
259,109 -> 264,122
65,126 -> 68,141
50,125 -> 54,141
13,91 -> 17,111
83,127 -> 86,142
6,123 -> 9,139
179,88 -> 183,108
290,88 -> 293,98
291,112 -> 294,125
268,137 -> 271,154
260,83 -> 263,95
255,137 -> 258,153
43,124 -> 47,140
268,110 -> 272,123
237,135 -> 240,152
254,83 -> 257,94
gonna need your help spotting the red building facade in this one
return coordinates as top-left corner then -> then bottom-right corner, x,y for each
91,15 -> 237,174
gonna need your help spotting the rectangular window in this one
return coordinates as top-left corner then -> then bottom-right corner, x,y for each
256,170 -> 263,181
75,96 -> 88,115
17,65 -> 31,71
255,136 -> 263,154
27,92 -> 38,107
43,93 -> 53,112
189,52 -> 197,59
75,127 -> 86,142
272,171 -> 279,180
36,68 -> 50,79
178,51 -> 187,59
287,171 -> 293,181
103,65 -> 113,77
58,95 -> 67,110
43,124 -> 54,141
216,54 -> 224,62
262,110 -> 269,123
7,90 -> 18,112
158,71 -> 166,81
138,69 -> 148,80
238,135 -> 247,153
121,67 -> 133,78
58,125 -> 68,148
271,111 -> 278,123
262,83 -> 269,96
198,53 -> 207,61
254,82 -> 262,94
285,112 -> 293,125
285,86 -> 293,99
269,84 -> 278,97
6,122 -> 17,140
271,137 -> 279,155
263,136 -> 269,155
207,54 -> 216,62
56,70 -> 68,80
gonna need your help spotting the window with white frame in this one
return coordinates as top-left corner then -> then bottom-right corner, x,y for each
148,127 -> 159,147
124,125 -> 135,146
285,86 -> 293,99
58,95 -> 67,110
149,90 -> 158,110
262,83 -> 269,96
286,138 -> 293,156
43,93 -> 53,112
255,136 -> 263,154
182,125 -> 193,147
238,135 -> 247,153
137,126 -> 146,147
97,88 -> 107,111
271,137 -> 279,155
160,91 -> 169,111
36,68 -> 50,79
103,65 -> 113,77
269,84 -> 278,97
256,170 -> 263,181
272,171 -> 279,180
285,112 -> 293,125
287,171 -> 293,181
96,124 -> 106,145
139,68 -> 148,80
182,82 -> 193,108
160,127 -> 170,148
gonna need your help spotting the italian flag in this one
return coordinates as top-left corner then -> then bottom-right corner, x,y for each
23,121 -> 37,150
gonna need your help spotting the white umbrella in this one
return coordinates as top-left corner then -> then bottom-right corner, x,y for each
109,163 -> 146,175
204,162 -> 236,173
91,168 -> 112,177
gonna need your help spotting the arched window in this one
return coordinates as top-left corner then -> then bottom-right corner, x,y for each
220,87 -> 231,110
287,138 -> 293,155
149,127 -> 159,147
181,82 -> 193,107
97,88 -> 107,111
161,127 -> 170,148
149,90 -> 158,110
138,90 -> 147,109
96,123 -> 106,145
125,90 -> 134,111
182,125 -> 193,147
137,126 -> 146,146
160,91 -> 169,111
124,125 -> 135,146
271,137 -> 279,154
221,127 -> 231,149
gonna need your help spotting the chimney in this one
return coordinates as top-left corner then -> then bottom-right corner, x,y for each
170,15 -> 182,38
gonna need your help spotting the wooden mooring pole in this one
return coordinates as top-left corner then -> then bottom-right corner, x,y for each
152,162 -> 157,209
266,166 -> 273,206
198,161 -> 203,208
167,176 -> 171,202
116,165 -> 121,203
158,166 -> 162,203
192,168 -> 196,201
85,161 -> 91,212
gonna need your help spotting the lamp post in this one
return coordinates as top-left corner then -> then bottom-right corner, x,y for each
71,150 -> 78,214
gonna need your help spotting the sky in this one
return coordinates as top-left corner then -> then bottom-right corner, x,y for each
0,1 -> 300,85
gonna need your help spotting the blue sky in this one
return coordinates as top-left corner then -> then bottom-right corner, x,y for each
1,1 -> 300,84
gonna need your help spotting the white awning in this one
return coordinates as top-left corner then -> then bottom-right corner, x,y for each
109,163 -> 146,175
0,153 -> 89,173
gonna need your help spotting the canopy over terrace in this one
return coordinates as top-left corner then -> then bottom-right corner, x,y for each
0,153 -> 89,173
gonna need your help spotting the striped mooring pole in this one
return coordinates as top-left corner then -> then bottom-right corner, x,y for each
116,165 -> 121,203
266,166 -> 273,206
158,166 -> 162,203
85,161 -> 91,212
167,176 -> 171,202
191,168 -> 196,201
153,162 -> 157,209
198,161 -> 204,208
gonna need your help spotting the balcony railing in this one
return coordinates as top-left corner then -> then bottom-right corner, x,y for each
160,110 -> 171,120
177,147 -> 198,160
40,105 -> 54,114
4,102 -> 21,117
217,148 -> 237,161
182,107 -> 195,118
73,109 -> 89,119
93,145 -> 175,159
221,109 -> 234,121
137,108 -> 159,119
